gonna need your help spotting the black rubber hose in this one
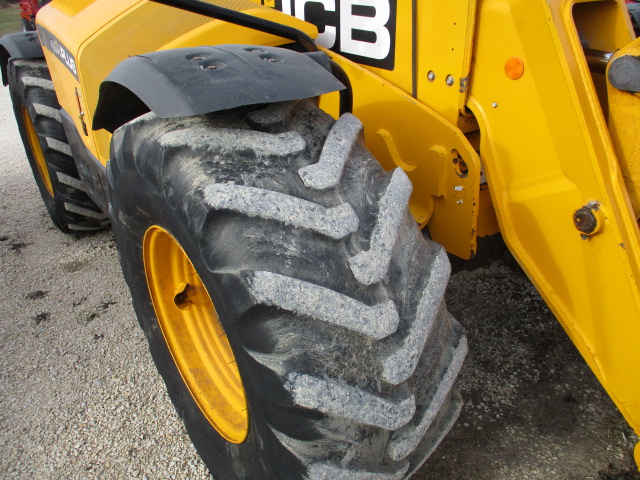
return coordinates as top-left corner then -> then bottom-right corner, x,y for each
329,60 -> 353,115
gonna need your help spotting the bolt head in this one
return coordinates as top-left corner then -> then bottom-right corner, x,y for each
573,206 -> 598,234
427,71 -> 436,82
446,75 -> 455,86
491,102 -> 498,108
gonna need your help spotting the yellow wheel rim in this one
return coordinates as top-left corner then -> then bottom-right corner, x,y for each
143,226 -> 249,443
22,106 -> 54,197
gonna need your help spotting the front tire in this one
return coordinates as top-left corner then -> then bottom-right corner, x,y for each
108,100 -> 466,479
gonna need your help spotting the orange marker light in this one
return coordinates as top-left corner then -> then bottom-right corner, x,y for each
505,57 -> 525,80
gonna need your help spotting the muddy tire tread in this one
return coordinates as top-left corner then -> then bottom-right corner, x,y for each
108,100 -> 466,479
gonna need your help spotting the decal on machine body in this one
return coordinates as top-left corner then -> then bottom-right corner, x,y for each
38,26 -> 79,80
275,0 -> 397,70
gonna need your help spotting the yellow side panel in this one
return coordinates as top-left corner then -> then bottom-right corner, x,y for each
468,0 -> 640,438
416,0 -> 476,124
49,0 -> 96,16
319,49 -> 481,259
476,185 -> 500,238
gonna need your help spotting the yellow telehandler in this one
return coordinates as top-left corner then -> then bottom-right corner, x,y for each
1,0 -> 639,477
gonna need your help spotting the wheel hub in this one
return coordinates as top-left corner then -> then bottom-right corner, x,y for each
143,226 -> 249,443
22,106 -> 54,197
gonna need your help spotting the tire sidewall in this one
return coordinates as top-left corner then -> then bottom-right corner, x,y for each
107,103 -> 465,479
8,58 -> 108,233
110,171 -> 277,480
8,67 -> 62,228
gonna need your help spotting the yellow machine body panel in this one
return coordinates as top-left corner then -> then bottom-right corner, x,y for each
317,51 -> 481,259
466,0 -> 640,441
35,0 -> 640,464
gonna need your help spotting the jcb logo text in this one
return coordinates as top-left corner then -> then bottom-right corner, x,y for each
276,0 -> 397,70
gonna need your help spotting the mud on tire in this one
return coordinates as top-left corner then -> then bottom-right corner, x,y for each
108,99 -> 467,479
8,58 -> 108,233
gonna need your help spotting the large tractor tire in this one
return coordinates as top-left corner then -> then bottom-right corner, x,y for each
108,99 -> 467,479
8,58 -> 108,233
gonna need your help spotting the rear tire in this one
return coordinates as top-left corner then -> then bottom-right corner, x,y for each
8,58 -> 109,233
108,100 -> 466,479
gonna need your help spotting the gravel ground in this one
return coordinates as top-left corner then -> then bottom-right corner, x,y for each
1,84 -> 639,480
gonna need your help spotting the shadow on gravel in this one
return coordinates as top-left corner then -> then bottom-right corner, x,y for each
417,251 -> 640,480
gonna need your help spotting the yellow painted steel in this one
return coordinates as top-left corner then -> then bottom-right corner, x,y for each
143,226 -> 249,443
318,49 -> 481,259
476,186 -> 500,238
22,106 -> 54,197
49,0 -> 96,16
415,0 -> 477,124
467,0 -> 640,450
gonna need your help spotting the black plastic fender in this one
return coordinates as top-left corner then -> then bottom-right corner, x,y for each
92,44 -> 345,133
0,32 -> 44,86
